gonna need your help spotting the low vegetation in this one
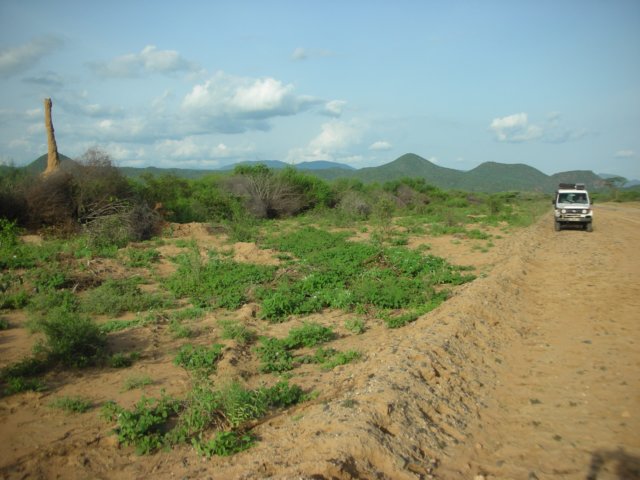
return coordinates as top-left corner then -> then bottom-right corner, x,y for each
1,154 -> 554,458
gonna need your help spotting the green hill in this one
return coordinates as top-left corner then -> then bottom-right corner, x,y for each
16,152 -> 610,193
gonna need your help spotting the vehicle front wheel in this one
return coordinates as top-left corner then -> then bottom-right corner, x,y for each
586,222 -> 593,232
554,220 -> 561,232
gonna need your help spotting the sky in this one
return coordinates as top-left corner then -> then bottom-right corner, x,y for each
1,0 -> 639,179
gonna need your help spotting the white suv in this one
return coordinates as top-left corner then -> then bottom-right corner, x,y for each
553,183 -> 593,232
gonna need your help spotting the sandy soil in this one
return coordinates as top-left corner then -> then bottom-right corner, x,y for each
1,204 -> 638,480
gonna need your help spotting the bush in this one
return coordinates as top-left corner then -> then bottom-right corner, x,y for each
33,307 -> 107,368
225,165 -> 308,218
25,171 -> 78,231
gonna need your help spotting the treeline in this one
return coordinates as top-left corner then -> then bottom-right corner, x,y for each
1,149 -> 544,242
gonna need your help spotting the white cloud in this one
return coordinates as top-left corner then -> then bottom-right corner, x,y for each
182,72 -> 319,133
322,100 -> 346,117
291,47 -> 307,61
369,140 -> 392,151
491,112 -> 588,144
615,149 -> 634,158
287,120 -> 364,163
154,136 -> 254,161
0,35 -> 63,77
290,47 -> 334,61
490,113 -> 543,142
310,120 -> 362,151
90,45 -> 199,77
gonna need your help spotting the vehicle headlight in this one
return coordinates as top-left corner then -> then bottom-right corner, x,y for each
582,209 -> 587,214
561,208 -> 566,213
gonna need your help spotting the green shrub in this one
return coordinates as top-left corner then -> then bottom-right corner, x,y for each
284,322 -> 334,349
0,318 -> 8,330
101,393 -> 182,454
108,352 -> 140,368
173,344 -> 224,374
33,307 -> 107,368
193,431 -> 255,457
344,318 -> 365,334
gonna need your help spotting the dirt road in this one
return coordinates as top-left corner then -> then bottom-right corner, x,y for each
437,203 -> 640,479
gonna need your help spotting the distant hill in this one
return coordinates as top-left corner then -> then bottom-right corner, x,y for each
24,154 -> 77,174
16,152 -> 618,193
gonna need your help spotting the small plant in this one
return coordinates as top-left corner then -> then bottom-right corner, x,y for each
173,344 -> 224,374
108,352 -> 140,368
49,395 -> 93,413
255,337 -> 294,373
123,375 -> 154,391
169,320 -> 198,339
4,376 -> 47,395
0,318 -> 9,330
219,319 -> 256,345
124,247 -> 161,268
344,318 -> 365,334
101,393 -> 182,454
284,322 -> 334,349
193,431 -> 256,457
320,349 -> 361,370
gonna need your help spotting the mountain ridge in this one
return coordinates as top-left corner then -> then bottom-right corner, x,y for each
18,152 -> 610,193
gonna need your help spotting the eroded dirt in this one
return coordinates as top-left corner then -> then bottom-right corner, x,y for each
1,204 -> 639,480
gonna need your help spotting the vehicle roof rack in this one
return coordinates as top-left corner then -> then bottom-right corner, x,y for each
558,183 -> 586,190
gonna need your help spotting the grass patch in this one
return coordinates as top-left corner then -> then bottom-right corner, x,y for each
123,375 -> 154,391
218,319 -> 256,345
49,395 -> 93,413
124,247 -> 161,268
82,277 -> 170,317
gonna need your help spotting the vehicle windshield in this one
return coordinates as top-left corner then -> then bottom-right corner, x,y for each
558,192 -> 588,204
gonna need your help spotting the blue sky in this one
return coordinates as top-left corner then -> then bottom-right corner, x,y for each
1,0 -> 639,179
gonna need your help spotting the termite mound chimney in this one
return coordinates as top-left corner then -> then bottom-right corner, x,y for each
43,97 -> 60,176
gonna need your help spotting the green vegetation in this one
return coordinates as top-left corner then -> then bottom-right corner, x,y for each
123,375 -> 154,391
167,248 -> 275,308
31,307 -> 107,368
1,157 -> 557,456
218,319 -> 256,344
101,380 -> 304,455
173,344 -> 224,374
49,395 -> 93,413
81,277 -> 170,316
258,227 -> 474,321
